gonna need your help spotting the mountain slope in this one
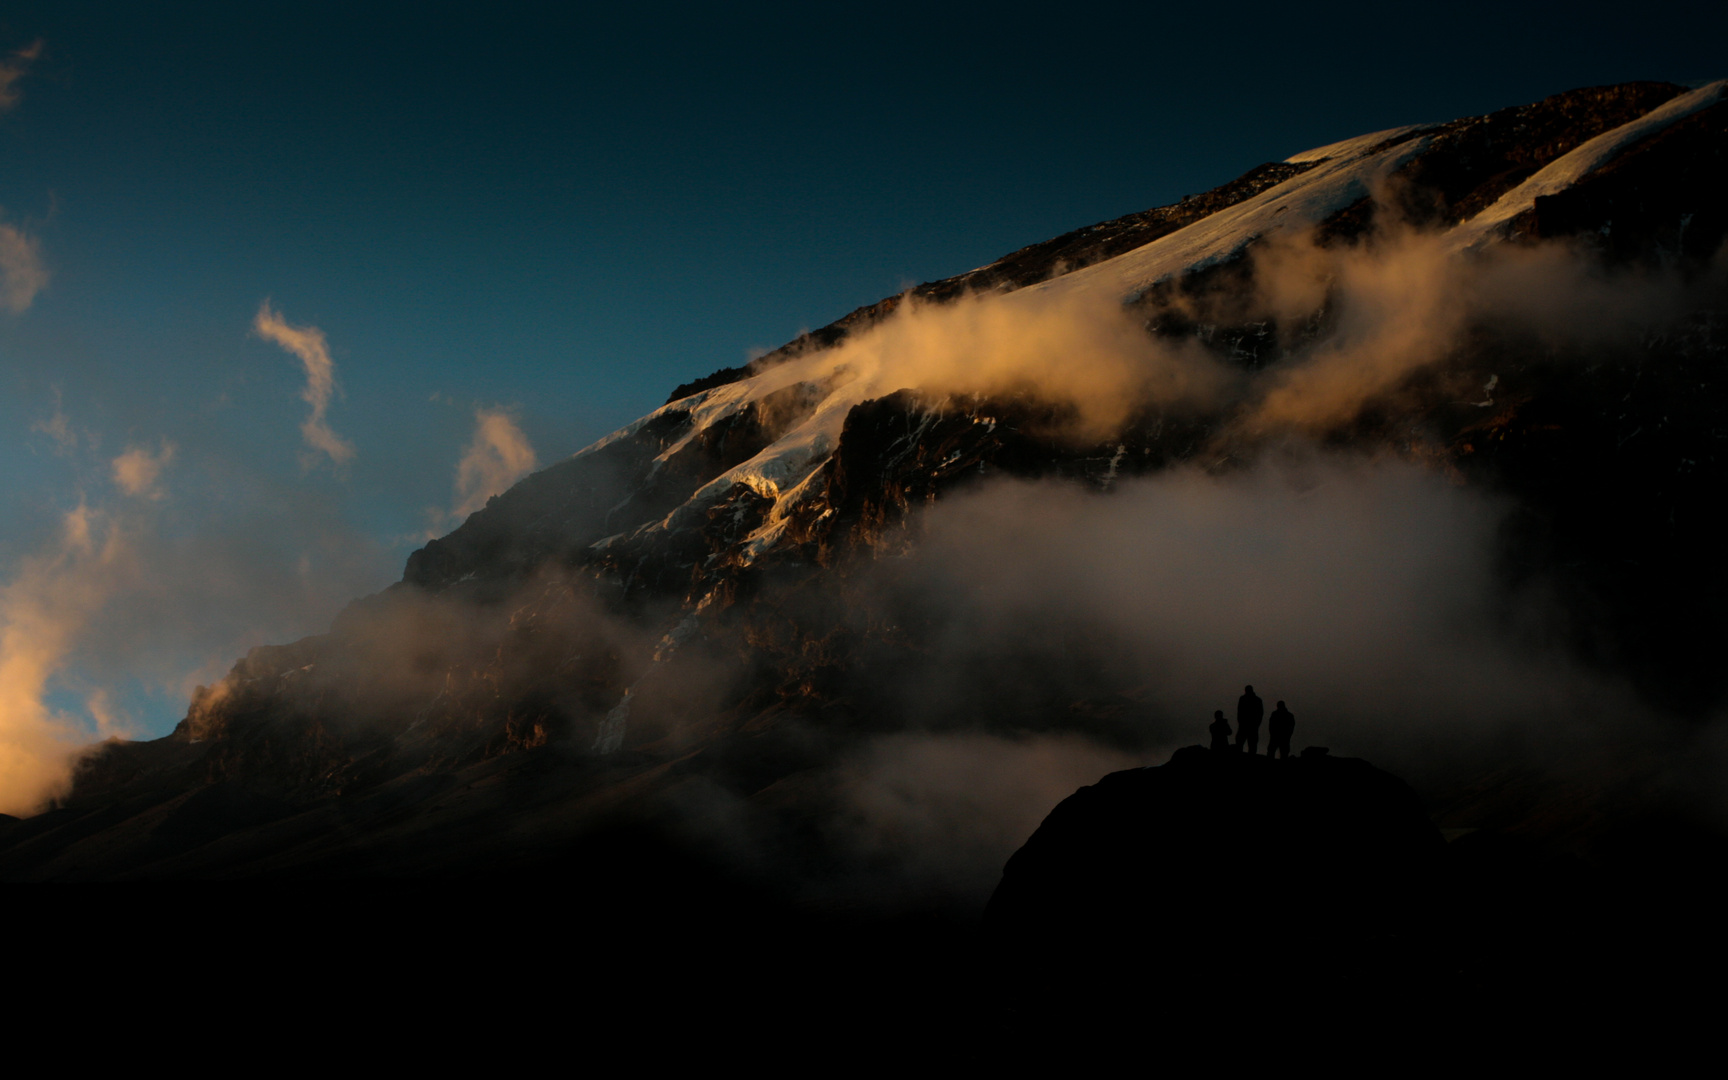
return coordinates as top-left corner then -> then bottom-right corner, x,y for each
6,79 -> 1728,887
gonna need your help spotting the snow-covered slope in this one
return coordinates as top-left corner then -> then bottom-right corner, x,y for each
1450,79 -> 1725,250
551,80 -> 1725,586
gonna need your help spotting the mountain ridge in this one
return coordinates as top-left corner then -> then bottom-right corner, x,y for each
6,78 -> 1728,889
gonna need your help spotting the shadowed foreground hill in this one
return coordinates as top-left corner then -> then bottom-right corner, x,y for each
981,746 -> 1728,1045
986,746 -> 1445,939
985,747 -> 1449,1016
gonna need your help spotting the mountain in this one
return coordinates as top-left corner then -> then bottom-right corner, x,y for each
5,79 -> 1727,906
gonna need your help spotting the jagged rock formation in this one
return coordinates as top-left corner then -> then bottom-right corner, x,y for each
6,79 -> 1728,882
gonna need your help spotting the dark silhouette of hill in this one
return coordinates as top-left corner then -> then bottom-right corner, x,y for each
987,746 -> 1443,934
985,747 -> 1447,1018
979,745 -> 1728,1050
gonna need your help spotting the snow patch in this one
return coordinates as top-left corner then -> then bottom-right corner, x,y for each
1450,80 -> 1727,252
1021,131 -> 1437,305
1284,124 -> 1430,164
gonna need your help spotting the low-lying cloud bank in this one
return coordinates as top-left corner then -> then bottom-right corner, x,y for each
883,458 -> 1635,750
770,455 -> 1646,906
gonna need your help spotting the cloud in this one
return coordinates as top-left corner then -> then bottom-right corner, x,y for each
820,287 -> 1229,442
252,301 -> 355,467
83,689 -> 137,741
453,407 -> 537,518
0,505 -> 130,816
111,442 -> 175,499
0,390 -> 396,815
0,219 -> 48,314
30,390 -> 76,453
1217,225 -> 1699,436
0,39 -> 41,113
870,457 -> 1642,775
785,202 -> 1707,449
1239,230 -> 1468,432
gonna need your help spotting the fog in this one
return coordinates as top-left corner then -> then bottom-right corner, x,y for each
752,453 -> 1649,907
1237,228 -> 1715,434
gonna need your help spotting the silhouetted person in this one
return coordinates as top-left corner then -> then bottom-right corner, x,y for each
1208,710 -> 1232,752
1266,700 -> 1295,760
1235,685 -> 1263,755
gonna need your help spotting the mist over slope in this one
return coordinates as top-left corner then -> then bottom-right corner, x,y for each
5,79 -> 1728,900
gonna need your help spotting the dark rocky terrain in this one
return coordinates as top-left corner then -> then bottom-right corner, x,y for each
6,80 -> 1728,1017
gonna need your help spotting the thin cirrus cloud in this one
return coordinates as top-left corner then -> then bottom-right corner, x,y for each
0,42 -> 51,314
0,39 -> 42,113
252,301 -> 356,468
0,219 -> 48,315
30,390 -> 76,453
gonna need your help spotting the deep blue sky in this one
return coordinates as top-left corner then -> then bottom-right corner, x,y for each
2,0 -> 1724,737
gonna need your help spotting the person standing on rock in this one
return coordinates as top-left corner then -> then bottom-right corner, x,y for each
1234,685 -> 1263,755
1266,700 -> 1295,760
1208,709 -> 1232,751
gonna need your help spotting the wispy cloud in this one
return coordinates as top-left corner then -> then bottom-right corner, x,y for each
453,407 -> 537,518
31,389 -> 76,453
418,407 -> 539,540
0,218 -> 48,314
111,442 -> 175,499
252,301 -> 355,467
0,504 -> 128,816
0,39 -> 42,113
1,391 -> 396,814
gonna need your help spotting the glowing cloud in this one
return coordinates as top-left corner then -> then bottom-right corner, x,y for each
1234,227 -> 1697,435
0,506 -> 125,816
253,301 -> 355,467
453,407 -> 538,518
834,287 -> 1228,442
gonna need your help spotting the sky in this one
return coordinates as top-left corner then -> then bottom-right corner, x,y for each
1,0 -> 1725,742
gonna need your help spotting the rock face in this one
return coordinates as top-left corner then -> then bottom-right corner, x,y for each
8,79 -> 1728,883
985,747 -> 1444,956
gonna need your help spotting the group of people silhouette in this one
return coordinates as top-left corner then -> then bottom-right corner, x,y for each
1208,685 -> 1295,758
